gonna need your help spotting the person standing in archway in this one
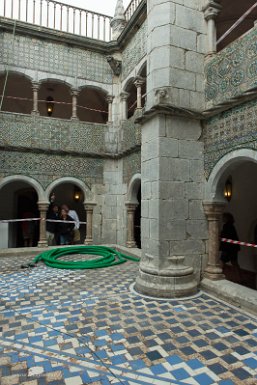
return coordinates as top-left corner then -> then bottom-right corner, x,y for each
220,213 -> 241,283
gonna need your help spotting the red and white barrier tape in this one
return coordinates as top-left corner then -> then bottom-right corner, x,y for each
221,238 -> 257,249
0,218 -> 87,225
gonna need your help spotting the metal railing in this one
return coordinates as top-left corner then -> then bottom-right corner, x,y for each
0,0 -> 112,41
124,0 -> 143,21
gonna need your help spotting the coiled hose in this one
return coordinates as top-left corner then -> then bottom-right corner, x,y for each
30,245 -> 139,269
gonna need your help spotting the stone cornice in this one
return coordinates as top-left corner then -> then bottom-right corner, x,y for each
135,104 -> 203,124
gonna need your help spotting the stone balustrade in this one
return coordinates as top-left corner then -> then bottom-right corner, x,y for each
0,112 -> 106,155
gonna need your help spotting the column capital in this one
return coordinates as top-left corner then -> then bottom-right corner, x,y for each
203,1 -> 222,21
84,202 -> 97,210
71,88 -> 79,97
120,91 -> 129,101
32,81 -> 40,90
125,202 -> 138,210
37,202 -> 49,211
134,76 -> 145,88
106,94 -> 114,103
203,201 -> 226,220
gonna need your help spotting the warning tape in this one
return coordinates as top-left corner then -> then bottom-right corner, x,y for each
221,238 -> 257,249
0,218 -> 87,225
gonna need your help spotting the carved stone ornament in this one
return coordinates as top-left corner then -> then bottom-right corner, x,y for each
106,56 -> 122,76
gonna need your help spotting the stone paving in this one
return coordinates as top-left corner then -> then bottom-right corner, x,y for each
1,252 -> 257,385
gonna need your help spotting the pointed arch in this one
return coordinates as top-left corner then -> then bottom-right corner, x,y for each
127,173 -> 141,203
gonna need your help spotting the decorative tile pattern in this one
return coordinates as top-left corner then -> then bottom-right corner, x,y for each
1,253 -> 257,385
122,21 -> 147,80
0,32 -> 113,83
205,25 -> 257,107
203,99 -> 257,176
0,149 -> 104,188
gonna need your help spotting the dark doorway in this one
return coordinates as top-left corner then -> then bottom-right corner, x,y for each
16,189 -> 39,247
134,187 -> 141,249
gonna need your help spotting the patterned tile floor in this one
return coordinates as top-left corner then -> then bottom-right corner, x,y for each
1,252 -> 257,385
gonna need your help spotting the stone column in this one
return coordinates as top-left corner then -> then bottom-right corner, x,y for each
125,202 -> 138,248
203,202 -> 225,280
84,202 -> 96,245
106,95 -> 114,123
120,91 -> 129,120
203,1 -> 222,54
134,77 -> 145,110
71,88 -> 78,120
37,202 -> 48,247
31,81 -> 40,115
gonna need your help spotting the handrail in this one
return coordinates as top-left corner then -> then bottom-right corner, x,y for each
0,0 -> 112,41
124,0 -> 143,21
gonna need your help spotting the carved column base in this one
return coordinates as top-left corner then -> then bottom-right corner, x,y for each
204,264 -> 224,280
126,240 -> 137,248
135,255 -> 198,298
84,238 -> 93,245
37,240 -> 48,248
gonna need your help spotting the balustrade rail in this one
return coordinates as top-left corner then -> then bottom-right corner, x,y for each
0,0 -> 112,41
124,0 -> 143,21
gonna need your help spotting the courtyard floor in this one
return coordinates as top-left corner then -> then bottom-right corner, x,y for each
1,252 -> 257,385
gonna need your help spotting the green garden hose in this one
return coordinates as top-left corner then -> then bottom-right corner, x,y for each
30,245 -> 139,269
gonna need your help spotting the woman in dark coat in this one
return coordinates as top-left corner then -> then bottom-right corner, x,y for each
57,208 -> 75,245
220,212 -> 241,282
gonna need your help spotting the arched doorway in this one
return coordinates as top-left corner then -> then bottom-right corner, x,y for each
205,149 -> 257,289
47,181 -> 87,243
0,181 -> 39,248
134,187 -> 141,249
126,174 -> 141,248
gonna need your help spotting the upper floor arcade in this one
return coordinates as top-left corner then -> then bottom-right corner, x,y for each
204,0 -> 257,113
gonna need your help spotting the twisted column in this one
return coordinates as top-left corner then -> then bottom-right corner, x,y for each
71,88 -> 78,120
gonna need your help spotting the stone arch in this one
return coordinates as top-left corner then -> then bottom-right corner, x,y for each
126,174 -> 141,248
137,61 -> 146,78
0,71 -> 33,114
127,173 -> 141,204
203,148 -> 257,282
205,149 -> 257,202
38,78 -> 72,118
0,175 -> 45,202
45,177 -> 92,203
77,85 -> 108,123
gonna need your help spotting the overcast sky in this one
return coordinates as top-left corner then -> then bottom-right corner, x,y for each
59,0 -> 131,16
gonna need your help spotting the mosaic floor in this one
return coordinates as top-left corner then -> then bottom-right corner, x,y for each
1,253 -> 257,385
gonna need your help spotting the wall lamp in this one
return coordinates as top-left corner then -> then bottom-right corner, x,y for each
46,96 -> 54,117
74,187 -> 81,202
224,177 -> 232,202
